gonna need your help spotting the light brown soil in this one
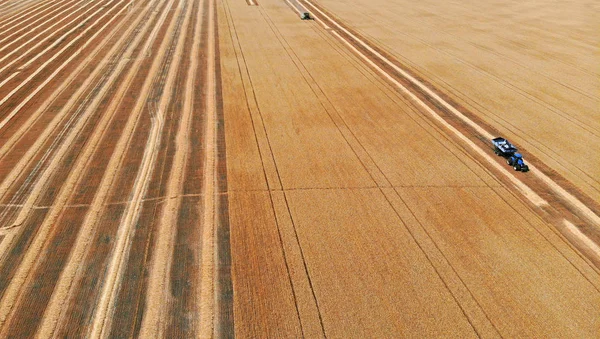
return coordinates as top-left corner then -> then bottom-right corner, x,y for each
316,0 -> 600,203
221,0 -> 600,336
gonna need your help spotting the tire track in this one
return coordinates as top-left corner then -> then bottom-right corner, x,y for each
0,4 -> 131,271
0,0 -> 159,267
164,1 -> 209,335
45,4 -> 175,336
0,4 -> 124,218
278,13 -> 502,334
0,0 -> 64,44
302,0 -> 600,248
354,17 -> 600,134
353,1 -> 599,89
220,1 -> 307,334
0,1 -> 133,162
311,1 -> 600,199
409,67 -> 600,198
213,2 -> 234,334
165,0 -> 209,333
0,2 -> 136,204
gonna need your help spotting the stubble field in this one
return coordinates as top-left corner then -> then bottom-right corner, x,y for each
0,0 -> 598,337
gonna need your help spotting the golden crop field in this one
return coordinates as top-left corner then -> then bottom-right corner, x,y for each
0,0 -> 598,337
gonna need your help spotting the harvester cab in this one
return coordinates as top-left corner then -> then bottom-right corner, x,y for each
507,153 -> 529,172
301,12 -> 312,20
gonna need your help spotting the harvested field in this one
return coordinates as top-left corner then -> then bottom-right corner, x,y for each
0,0 -> 599,337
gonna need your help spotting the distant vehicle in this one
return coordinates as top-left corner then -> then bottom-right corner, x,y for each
491,137 -> 529,172
301,12 -> 312,20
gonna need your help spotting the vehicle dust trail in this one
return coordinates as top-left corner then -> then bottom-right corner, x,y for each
0,0 -> 116,94
0,0 -> 81,50
0,0 -> 57,27
198,0 -> 217,335
282,0 -> 306,16
138,2 -> 201,335
0,0 -> 112,73
0,0 -> 164,333
90,1 -> 192,337
0,1 -> 125,133
303,0 -> 600,229
33,0 -> 177,335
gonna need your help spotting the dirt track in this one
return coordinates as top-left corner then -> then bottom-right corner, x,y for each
0,0 -> 599,337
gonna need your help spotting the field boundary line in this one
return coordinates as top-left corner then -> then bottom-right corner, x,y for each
255,5 -> 330,336
219,0 -> 307,334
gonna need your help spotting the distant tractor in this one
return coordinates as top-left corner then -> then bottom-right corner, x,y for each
301,12 -> 312,20
491,137 -> 529,172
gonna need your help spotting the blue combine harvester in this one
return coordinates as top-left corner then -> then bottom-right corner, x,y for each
491,137 -> 529,172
